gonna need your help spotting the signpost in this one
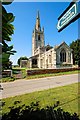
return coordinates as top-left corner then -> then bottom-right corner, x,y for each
57,2 -> 80,32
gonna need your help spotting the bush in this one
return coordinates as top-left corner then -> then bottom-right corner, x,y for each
2,101 -> 79,120
27,67 -> 80,75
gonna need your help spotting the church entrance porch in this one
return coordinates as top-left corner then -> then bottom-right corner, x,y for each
29,55 -> 39,68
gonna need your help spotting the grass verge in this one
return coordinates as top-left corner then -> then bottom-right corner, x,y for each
2,82 -> 80,117
1,77 -> 15,82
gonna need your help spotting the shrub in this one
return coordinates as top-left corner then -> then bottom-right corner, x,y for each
2,101 -> 79,120
27,67 -> 80,76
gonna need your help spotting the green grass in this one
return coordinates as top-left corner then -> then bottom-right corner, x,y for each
2,82 -> 80,117
12,67 -> 27,70
1,77 -> 15,82
12,66 -> 39,70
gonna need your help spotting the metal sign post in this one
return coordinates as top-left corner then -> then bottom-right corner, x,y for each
57,1 -> 80,32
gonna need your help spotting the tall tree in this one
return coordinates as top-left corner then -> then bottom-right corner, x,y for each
1,1 -> 16,70
70,39 -> 80,66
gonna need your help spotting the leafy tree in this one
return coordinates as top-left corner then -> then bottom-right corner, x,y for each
17,56 -> 28,66
1,1 -> 16,70
70,39 -> 80,66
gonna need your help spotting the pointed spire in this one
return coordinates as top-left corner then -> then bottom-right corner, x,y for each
37,10 -> 40,19
36,11 -> 41,31
42,27 -> 44,31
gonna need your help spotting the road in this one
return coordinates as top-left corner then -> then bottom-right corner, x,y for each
1,74 -> 79,99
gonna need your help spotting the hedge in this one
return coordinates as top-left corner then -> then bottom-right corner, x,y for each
27,67 -> 80,76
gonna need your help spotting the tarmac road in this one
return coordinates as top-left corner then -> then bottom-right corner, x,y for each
1,74 -> 79,99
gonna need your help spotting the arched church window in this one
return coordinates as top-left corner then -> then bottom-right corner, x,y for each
60,49 -> 66,62
68,52 -> 71,63
49,55 -> 51,63
38,35 -> 40,40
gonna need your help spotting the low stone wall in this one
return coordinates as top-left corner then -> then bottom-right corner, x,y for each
2,70 -> 12,77
27,67 -> 80,76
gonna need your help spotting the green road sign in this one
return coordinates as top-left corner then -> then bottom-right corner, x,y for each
57,2 -> 80,32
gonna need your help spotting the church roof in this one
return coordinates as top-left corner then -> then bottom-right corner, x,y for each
45,44 -> 53,51
54,41 -> 72,51
29,54 -> 39,59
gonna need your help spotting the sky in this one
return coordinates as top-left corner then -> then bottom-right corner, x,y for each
4,2 -> 78,65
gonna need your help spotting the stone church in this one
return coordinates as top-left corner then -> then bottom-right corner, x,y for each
28,11 -> 73,69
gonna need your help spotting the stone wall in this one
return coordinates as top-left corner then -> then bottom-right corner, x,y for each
2,70 -> 12,77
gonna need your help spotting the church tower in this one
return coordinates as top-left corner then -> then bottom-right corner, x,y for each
32,11 -> 45,56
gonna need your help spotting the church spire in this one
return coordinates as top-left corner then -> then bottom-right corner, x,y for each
37,10 -> 40,19
35,11 -> 41,31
